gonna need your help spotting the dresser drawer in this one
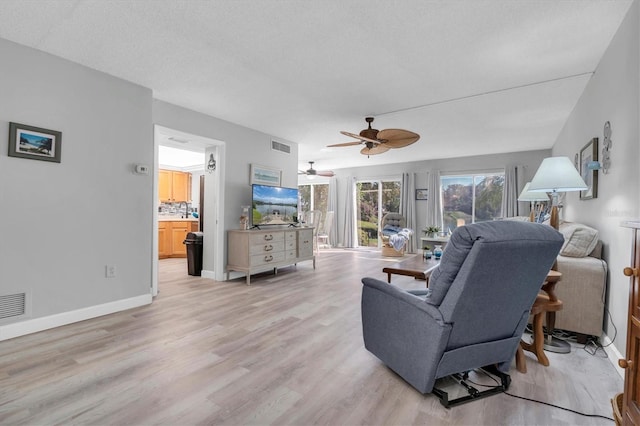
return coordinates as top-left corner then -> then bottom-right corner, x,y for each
250,241 -> 285,255
285,238 -> 297,251
250,251 -> 285,266
285,249 -> 297,260
250,232 -> 284,245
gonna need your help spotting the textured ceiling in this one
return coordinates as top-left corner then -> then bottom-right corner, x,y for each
0,0 -> 633,171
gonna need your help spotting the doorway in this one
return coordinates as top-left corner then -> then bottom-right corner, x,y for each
152,125 -> 225,296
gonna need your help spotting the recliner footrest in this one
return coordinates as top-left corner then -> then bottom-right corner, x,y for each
431,366 -> 511,408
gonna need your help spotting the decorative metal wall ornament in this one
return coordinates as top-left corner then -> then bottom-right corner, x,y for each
207,153 -> 216,173
601,121 -> 612,174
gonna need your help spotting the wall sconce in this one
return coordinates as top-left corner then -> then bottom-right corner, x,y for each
587,161 -> 601,170
207,153 -> 216,173
601,121 -> 612,174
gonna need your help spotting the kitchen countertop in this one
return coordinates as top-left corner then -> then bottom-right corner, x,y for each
158,216 -> 199,222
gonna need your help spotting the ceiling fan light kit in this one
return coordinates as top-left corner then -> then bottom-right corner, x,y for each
329,117 -> 420,157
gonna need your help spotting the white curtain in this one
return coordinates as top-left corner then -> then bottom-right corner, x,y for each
340,176 -> 356,247
501,165 -> 524,218
425,170 -> 442,230
327,177 -> 338,246
400,172 -> 417,253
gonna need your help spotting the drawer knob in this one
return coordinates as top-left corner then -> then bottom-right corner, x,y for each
264,255 -> 273,262
619,359 -> 633,369
264,235 -> 274,241
624,267 -> 639,277
264,244 -> 273,251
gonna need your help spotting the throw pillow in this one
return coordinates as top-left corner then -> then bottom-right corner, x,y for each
558,222 -> 599,257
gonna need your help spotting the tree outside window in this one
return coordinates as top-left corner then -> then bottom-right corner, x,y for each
440,173 -> 504,231
298,183 -> 328,219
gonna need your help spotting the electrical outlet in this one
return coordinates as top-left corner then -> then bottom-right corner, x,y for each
105,265 -> 116,278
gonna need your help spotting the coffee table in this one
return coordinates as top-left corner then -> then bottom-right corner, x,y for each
382,255 -> 440,284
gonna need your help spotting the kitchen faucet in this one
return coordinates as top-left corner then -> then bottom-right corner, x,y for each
179,201 -> 190,219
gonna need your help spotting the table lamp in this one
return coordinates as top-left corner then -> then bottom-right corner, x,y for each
528,156 -> 587,354
528,156 -> 587,229
518,182 -> 550,222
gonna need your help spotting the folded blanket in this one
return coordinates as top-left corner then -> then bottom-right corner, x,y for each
388,228 -> 413,251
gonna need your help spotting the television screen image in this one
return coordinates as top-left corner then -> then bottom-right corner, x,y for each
252,184 -> 299,226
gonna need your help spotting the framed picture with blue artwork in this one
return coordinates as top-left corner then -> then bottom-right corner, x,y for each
8,122 -> 62,163
579,137 -> 598,200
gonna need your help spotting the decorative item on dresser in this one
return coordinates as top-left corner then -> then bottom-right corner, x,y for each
618,220 -> 640,425
227,227 -> 315,285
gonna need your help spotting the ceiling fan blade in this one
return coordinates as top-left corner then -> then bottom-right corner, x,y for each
340,131 -> 380,145
360,144 -> 390,156
317,170 -> 335,177
377,129 -> 420,148
327,141 -> 364,147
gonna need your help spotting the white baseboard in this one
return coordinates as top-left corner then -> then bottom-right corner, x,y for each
201,269 -> 216,280
0,293 -> 152,342
602,333 -> 625,379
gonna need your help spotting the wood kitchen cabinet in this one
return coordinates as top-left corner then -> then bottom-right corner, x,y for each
620,220 -> 640,425
158,220 -> 199,259
158,222 -> 170,258
171,222 -> 189,256
158,169 -> 192,203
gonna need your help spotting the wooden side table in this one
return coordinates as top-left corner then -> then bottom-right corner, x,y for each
516,270 -> 563,373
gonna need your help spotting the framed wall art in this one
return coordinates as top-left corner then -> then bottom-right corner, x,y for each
579,137 -> 598,200
8,122 -> 62,163
415,189 -> 428,200
250,164 -> 282,186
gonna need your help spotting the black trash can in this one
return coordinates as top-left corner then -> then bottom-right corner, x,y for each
184,232 -> 204,276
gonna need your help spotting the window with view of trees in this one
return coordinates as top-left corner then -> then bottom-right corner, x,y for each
356,179 -> 401,247
298,183 -> 328,219
440,173 -> 504,231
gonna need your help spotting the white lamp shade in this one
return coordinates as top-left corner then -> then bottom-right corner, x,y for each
518,182 -> 549,202
529,156 -> 587,192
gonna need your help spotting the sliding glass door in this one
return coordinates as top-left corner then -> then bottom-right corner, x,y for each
356,179 -> 401,247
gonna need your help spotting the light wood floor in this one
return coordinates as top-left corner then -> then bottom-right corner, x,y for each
0,249 -> 623,425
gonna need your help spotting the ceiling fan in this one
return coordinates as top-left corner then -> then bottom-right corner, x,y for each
298,161 -> 335,178
327,117 -> 420,156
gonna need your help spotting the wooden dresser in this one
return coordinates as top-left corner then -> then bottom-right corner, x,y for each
227,227 -> 315,285
620,220 -> 640,425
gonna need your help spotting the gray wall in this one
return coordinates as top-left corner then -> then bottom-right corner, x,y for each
0,38 -> 300,337
550,1 -> 639,356
0,39 -> 154,320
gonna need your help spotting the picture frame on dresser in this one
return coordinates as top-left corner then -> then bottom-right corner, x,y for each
250,164 -> 281,187
8,122 -> 62,163
579,137 -> 598,200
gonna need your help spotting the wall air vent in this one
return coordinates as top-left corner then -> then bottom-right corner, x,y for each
0,293 -> 26,319
271,140 -> 291,154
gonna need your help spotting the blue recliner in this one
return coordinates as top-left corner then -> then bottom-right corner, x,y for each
361,220 -> 563,406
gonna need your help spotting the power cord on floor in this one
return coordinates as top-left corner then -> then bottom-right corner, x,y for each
465,370 -> 615,422
523,322 -> 614,358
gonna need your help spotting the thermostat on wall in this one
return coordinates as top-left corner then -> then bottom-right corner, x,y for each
135,164 -> 149,175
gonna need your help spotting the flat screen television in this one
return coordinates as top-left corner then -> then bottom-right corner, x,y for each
251,184 -> 299,227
